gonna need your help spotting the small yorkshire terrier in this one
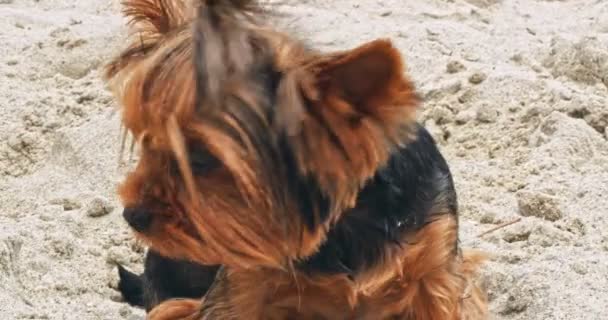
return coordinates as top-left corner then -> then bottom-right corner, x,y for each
105,0 -> 487,319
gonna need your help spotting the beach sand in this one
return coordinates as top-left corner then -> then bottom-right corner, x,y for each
1,0 -> 607,319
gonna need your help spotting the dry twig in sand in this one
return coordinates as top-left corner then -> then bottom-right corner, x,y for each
477,218 -> 522,238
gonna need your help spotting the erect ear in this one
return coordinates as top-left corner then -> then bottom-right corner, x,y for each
310,39 -> 418,120
278,39 -> 420,222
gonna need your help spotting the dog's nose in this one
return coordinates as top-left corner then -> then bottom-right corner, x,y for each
122,206 -> 153,233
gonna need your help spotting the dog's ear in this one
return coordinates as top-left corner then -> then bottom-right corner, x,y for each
280,39 -> 420,214
311,39 -> 417,122
104,0 -> 190,80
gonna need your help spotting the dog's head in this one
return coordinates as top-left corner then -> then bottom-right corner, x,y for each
105,0 -> 420,269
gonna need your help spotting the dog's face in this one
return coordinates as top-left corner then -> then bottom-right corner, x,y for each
106,1 -> 419,269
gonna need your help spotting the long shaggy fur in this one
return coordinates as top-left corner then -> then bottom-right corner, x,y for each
105,0 -> 488,319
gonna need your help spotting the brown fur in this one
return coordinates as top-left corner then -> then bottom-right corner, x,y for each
106,0 -> 419,269
104,1 -> 487,319
146,217 -> 486,319
196,216 -> 486,320
148,299 -> 202,320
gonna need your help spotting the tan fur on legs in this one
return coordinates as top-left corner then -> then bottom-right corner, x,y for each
195,267 -> 357,320
148,216 -> 487,320
355,216 -> 488,320
147,298 -> 201,320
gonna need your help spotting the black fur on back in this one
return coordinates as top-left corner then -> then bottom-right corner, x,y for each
297,124 -> 458,276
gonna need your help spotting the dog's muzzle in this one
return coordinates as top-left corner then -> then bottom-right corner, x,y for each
122,206 -> 153,233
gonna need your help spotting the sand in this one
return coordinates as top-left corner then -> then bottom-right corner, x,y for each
0,0 -> 607,319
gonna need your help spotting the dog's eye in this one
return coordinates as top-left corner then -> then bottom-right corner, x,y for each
189,149 -> 220,175
169,148 -> 220,176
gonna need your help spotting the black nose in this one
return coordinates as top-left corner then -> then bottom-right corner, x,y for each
122,206 -> 153,233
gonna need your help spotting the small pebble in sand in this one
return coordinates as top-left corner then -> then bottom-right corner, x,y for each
457,88 -> 476,103
525,27 -> 536,36
499,251 -> 527,264
556,217 -> 586,236
424,80 -> 462,101
446,60 -> 466,73
119,306 -> 132,317
86,196 -> 114,217
429,104 -> 454,124
510,53 -> 524,63
528,224 -> 572,247
516,191 -> 563,221
501,291 -> 532,314
455,109 -> 476,124
463,52 -> 480,62
105,247 -> 131,265
7,133 -> 35,151
109,292 -> 123,302
107,270 -> 120,290
50,237 -> 75,258
396,31 -> 408,39
479,212 -> 498,224
424,119 -> 445,143
558,88 -> 573,101
87,246 -> 102,257
49,197 -> 82,211
570,262 -> 588,275
54,283 -> 69,291
502,224 -> 531,243
468,71 -> 487,84
475,103 -> 499,123
602,236 -> 608,252
530,64 -> 544,73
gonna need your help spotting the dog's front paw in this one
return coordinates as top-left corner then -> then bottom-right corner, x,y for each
147,298 -> 202,320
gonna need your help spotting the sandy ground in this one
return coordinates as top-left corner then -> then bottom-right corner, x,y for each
1,0 -> 607,319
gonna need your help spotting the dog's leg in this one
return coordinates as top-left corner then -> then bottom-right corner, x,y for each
117,264 -> 145,308
193,266 -> 357,320
356,215 -> 487,320
147,298 -> 202,320
141,250 -> 220,311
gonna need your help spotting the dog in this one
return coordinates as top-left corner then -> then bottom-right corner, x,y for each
105,0 -> 487,319
116,250 -> 219,311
